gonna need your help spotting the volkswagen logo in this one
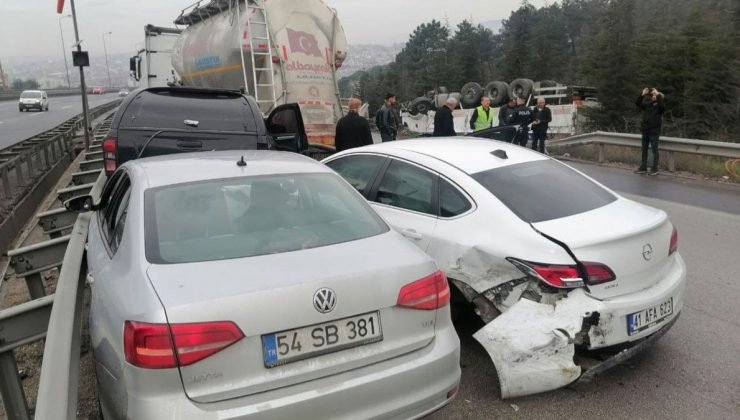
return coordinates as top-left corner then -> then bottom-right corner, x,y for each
313,288 -> 336,313
642,244 -> 653,261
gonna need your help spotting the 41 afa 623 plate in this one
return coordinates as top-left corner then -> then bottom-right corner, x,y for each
627,297 -> 673,336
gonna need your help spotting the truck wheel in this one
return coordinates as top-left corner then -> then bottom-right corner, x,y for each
509,78 -> 534,99
435,93 -> 449,108
460,82 -> 483,108
485,81 -> 510,106
409,97 -> 434,115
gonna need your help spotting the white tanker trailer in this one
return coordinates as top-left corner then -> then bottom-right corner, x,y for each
133,0 -> 348,146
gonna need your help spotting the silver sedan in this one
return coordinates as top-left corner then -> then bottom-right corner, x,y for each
81,151 -> 460,419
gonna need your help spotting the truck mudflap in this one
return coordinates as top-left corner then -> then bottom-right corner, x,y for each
473,289 -> 680,399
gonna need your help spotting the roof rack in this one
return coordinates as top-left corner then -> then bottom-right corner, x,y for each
174,0 -> 233,26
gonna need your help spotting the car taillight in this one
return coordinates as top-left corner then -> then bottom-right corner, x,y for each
669,227 -> 678,255
124,321 -> 244,369
509,259 -> 615,288
397,270 -> 450,310
102,137 -> 117,176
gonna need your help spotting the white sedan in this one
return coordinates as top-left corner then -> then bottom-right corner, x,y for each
323,138 -> 686,398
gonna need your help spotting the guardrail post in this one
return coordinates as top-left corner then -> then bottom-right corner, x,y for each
667,151 -> 675,172
0,351 -> 31,420
25,273 -> 46,300
15,159 -> 23,187
597,143 -> 605,163
43,143 -> 51,169
1,165 -> 11,197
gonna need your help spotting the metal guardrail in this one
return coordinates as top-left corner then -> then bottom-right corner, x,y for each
0,117 -> 111,419
0,88 -> 127,102
549,131 -> 740,171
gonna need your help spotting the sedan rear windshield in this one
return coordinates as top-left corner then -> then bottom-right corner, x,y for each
20,91 -> 42,98
119,90 -> 256,132
472,160 -> 616,223
145,173 -> 389,264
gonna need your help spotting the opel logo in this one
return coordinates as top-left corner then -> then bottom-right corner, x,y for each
642,244 -> 653,261
313,288 -> 336,313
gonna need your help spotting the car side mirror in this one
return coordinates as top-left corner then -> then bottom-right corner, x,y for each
64,195 -> 95,212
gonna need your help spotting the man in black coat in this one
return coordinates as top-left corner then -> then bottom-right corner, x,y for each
530,97 -> 552,153
509,96 -> 533,147
335,98 -> 373,152
635,87 -> 665,175
433,97 -> 458,137
498,97 -> 517,128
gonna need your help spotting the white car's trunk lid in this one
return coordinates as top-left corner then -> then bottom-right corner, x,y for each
146,233 -> 439,403
532,199 -> 674,299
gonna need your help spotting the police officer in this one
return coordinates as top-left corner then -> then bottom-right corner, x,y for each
469,96 -> 494,132
510,96 -> 533,147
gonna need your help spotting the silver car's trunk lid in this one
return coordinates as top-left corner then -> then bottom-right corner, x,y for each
532,198 -> 674,300
146,233 -> 439,403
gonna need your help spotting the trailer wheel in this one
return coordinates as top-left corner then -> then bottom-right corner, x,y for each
461,82 -> 484,108
409,97 -> 434,115
509,78 -> 534,99
485,81 -> 510,106
435,93 -> 449,108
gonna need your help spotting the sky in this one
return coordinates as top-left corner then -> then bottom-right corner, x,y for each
0,0 -> 551,59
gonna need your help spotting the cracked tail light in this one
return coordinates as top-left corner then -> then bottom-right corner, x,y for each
124,321 -> 244,369
509,259 -> 615,288
669,227 -> 678,255
397,270 -> 450,310
102,137 -> 117,176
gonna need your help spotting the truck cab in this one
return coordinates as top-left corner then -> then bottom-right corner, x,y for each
102,87 -> 307,175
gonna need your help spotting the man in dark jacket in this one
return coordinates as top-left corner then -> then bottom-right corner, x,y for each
433,97 -> 458,136
509,96 -> 533,147
635,87 -> 665,175
376,93 -> 398,142
530,97 -> 552,153
335,98 -> 373,152
498,97 -> 517,127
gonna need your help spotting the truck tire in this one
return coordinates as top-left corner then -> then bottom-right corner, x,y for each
485,81 -> 509,106
461,82 -> 484,108
449,92 -> 461,104
509,78 -> 534,99
409,97 -> 434,115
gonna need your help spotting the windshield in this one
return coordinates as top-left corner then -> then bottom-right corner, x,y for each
145,173 -> 389,264
472,160 -> 617,223
20,91 -> 42,99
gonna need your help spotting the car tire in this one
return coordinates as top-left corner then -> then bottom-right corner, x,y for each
461,82 -> 484,108
509,78 -> 534,99
409,96 -> 434,115
485,81 -> 510,106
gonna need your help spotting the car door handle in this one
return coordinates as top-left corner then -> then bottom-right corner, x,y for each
401,228 -> 423,240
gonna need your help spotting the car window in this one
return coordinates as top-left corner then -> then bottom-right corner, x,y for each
325,155 -> 385,196
119,90 -> 256,132
439,179 -> 471,217
376,160 -> 436,215
103,174 -> 131,246
472,160 -> 617,223
144,173 -> 389,264
110,188 -> 132,252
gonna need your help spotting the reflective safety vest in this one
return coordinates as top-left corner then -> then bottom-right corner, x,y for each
474,106 -> 494,131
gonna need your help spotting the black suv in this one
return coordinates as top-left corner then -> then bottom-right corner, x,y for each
102,87 -> 308,175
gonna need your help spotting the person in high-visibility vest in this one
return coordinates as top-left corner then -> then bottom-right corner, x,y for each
469,96 -> 494,131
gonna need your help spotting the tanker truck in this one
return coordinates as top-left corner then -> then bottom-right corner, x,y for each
132,0 -> 348,147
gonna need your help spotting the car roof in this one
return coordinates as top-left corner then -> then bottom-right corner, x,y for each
349,138 -> 549,174
125,150 -> 332,189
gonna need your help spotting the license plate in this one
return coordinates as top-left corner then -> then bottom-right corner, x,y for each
627,297 -> 673,335
262,311 -> 383,368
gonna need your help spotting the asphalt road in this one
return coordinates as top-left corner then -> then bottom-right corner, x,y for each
430,162 -> 740,420
0,93 -> 120,150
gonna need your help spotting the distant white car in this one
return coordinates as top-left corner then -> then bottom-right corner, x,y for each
18,90 -> 48,112
324,138 -> 686,398
73,150 -> 460,419
118,88 -> 129,97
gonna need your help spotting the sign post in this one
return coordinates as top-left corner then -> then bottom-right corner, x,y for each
58,0 -> 91,150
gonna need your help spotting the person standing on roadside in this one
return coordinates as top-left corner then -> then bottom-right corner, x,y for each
433,97 -> 458,137
510,96 -> 533,147
376,93 -> 398,142
335,98 -> 373,152
635,87 -> 665,175
470,96 -> 494,131
530,97 -> 552,153
498,96 -> 517,127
